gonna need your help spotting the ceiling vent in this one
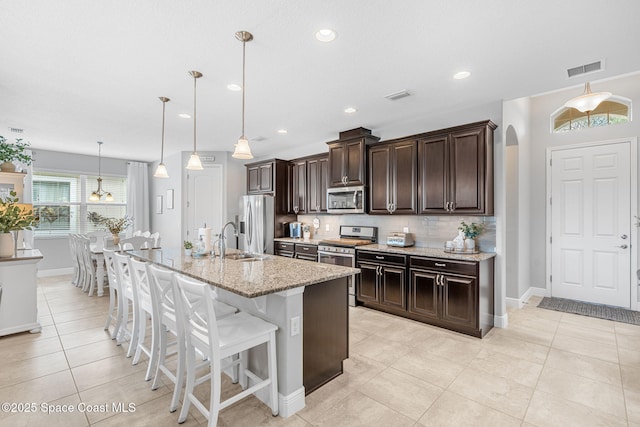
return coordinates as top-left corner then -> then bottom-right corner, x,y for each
8,127 -> 24,133
384,89 -> 411,101
199,155 -> 216,164
567,60 -> 603,78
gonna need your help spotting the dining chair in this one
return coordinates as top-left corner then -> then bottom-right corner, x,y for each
113,252 -> 137,357
102,248 -> 122,340
78,235 -> 95,294
147,266 -> 239,413
128,257 -> 156,380
173,274 -> 279,426
68,234 -> 80,286
87,230 -> 111,251
119,236 -> 154,250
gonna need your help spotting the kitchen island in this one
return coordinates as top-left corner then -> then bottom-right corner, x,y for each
128,248 -> 358,417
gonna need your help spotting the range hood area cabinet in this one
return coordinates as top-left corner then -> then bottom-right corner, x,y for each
306,154 -> 329,213
418,120 -> 496,215
327,127 -> 380,188
368,139 -> 418,215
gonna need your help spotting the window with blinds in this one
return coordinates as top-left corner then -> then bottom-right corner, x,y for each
32,172 -> 127,236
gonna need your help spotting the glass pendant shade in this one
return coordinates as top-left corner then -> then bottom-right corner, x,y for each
232,137 -> 253,159
564,82 -> 612,113
105,192 -> 114,202
187,153 -> 203,170
154,162 -> 169,178
89,192 -> 100,202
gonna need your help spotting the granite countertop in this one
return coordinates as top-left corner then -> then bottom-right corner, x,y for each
128,248 -> 359,299
360,244 -> 496,261
0,249 -> 43,262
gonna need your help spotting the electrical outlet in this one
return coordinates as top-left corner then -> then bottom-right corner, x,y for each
325,224 -> 331,232
403,226 -> 409,233
290,316 -> 300,336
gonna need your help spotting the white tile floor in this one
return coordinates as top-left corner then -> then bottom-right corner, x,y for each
0,275 -> 639,426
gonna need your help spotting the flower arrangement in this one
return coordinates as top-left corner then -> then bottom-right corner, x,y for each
0,136 -> 33,165
183,240 -> 193,250
0,191 -> 38,233
458,221 -> 484,239
87,212 -> 133,235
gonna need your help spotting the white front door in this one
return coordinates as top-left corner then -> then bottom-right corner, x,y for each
550,141 -> 632,308
187,165 -> 224,244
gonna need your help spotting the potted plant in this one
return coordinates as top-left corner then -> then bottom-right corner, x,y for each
183,240 -> 193,256
0,136 -> 33,172
0,191 -> 38,257
87,212 -> 133,245
458,221 -> 484,251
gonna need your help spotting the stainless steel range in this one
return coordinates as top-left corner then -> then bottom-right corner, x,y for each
318,225 -> 378,306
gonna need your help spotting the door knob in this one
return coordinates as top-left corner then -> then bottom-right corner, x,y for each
619,244 -> 628,249
621,234 -> 628,239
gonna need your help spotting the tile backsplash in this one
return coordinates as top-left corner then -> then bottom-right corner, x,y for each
296,214 -> 496,252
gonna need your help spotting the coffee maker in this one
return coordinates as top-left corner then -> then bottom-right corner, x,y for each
289,222 -> 302,239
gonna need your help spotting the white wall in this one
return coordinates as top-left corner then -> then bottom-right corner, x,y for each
525,73 -> 640,299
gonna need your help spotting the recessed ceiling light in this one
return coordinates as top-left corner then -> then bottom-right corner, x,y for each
315,29 -> 337,42
178,113 -> 191,118
453,71 -> 471,80
277,129 -> 288,134
344,107 -> 357,114
227,83 -> 242,91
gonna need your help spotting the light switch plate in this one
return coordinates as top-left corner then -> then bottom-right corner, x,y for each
403,226 -> 409,233
290,316 -> 300,336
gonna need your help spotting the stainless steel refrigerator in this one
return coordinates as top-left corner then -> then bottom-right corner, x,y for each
238,194 -> 276,255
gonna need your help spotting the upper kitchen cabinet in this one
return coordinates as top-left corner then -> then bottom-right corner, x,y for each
246,158 -> 289,195
306,154 -> 328,213
328,128 -> 380,188
368,139 -> 417,214
289,159 -> 306,215
418,120 -> 496,215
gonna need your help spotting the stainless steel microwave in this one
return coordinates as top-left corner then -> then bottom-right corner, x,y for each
326,186 -> 365,214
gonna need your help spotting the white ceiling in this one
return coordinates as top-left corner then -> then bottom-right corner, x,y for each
1,0 -> 639,162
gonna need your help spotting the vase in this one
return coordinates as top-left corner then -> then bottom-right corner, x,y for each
465,238 -> 476,251
0,232 -> 14,257
0,162 -> 16,172
184,249 -> 192,257
112,234 -> 120,246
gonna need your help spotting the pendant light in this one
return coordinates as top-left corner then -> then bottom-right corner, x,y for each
186,70 -> 204,170
154,96 -> 170,178
564,82 -> 612,113
232,30 -> 254,160
89,141 -> 113,202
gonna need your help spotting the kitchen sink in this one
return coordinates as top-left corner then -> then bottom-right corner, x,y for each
225,253 -> 271,261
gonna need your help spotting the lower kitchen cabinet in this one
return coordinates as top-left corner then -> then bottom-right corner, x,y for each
408,256 -> 493,337
274,241 -> 294,258
294,242 -> 318,262
356,250 -> 494,338
356,251 -> 407,311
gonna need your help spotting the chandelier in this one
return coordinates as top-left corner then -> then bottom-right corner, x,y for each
89,141 -> 113,202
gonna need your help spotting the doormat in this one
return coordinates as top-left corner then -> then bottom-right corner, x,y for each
537,297 -> 640,326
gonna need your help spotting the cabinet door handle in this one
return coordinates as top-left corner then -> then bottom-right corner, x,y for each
302,247 -> 309,250
435,275 -> 441,286
435,262 -> 446,267
375,255 -> 384,260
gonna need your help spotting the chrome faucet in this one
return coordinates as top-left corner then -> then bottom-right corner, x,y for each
218,221 -> 238,259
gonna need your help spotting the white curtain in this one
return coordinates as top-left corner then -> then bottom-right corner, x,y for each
127,161 -> 149,235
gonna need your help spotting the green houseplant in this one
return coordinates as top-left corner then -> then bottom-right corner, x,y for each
0,191 -> 38,257
183,240 -> 193,256
458,221 -> 484,251
0,136 -> 33,172
87,212 -> 133,245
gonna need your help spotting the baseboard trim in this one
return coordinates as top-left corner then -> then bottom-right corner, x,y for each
494,313 -> 508,328
38,267 -> 73,278
253,386 -> 305,418
506,286 -> 548,309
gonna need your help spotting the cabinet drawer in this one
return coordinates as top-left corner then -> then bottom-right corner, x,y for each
295,243 -> 318,255
275,241 -> 295,251
410,257 -> 477,276
357,251 -> 406,266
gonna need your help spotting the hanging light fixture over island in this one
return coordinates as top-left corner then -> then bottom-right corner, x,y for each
232,30 -> 254,160
186,71 -> 204,170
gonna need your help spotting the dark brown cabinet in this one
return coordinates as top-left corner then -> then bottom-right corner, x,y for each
408,256 -> 493,337
356,251 -> 407,311
295,242 -> 318,262
418,120 -> 496,215
247,161 -> 273,193
327,128 -> 380,188
274,241 -> 294,257
368,139 -> 417,214
290,160 -> 306,215
307,155 -> 328,213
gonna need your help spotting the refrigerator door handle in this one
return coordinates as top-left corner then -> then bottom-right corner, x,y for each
246,200 -> 253,249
